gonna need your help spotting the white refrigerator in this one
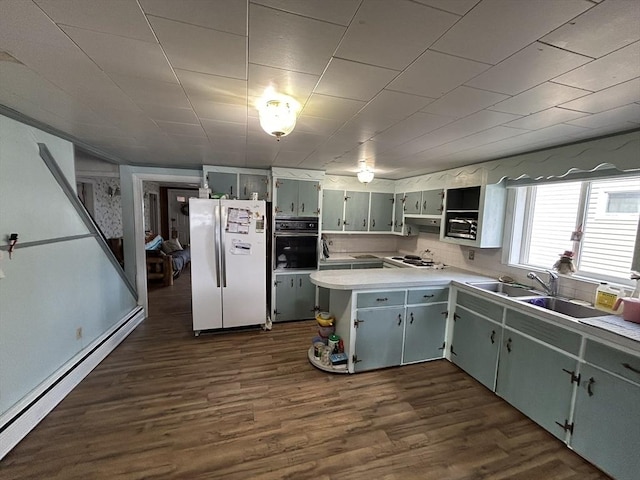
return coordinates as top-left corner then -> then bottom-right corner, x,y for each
189,198 -> 267,334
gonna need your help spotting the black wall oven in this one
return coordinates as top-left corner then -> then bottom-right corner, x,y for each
274,217 -> 319,270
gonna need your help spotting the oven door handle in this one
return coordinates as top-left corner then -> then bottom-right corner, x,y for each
274,232 -> 319,237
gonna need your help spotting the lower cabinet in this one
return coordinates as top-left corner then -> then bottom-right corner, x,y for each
570,343 -> 640,480
496,330 -> 577,440
450,307 -> 502,390
403,304 -> 447,364
274,273 -> 316,322
354,307 -> 405,372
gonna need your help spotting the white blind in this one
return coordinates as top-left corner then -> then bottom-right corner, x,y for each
526,182 -> 581,269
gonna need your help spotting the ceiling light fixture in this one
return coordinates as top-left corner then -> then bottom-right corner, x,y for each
257,92 -> 299,141
357,162 -> 375,184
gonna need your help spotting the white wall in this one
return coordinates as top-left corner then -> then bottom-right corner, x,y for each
0,114 -> 138,417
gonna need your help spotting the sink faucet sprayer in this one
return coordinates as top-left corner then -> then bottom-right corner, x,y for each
527,270 -> 559,296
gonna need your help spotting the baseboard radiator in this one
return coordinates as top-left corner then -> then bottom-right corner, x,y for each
0,307 -> 145,459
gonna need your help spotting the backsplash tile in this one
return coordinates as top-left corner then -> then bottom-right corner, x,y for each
323,234 -> 397,254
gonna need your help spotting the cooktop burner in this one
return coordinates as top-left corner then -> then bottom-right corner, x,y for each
386,255 -> 441,268
403,259 -> 435,267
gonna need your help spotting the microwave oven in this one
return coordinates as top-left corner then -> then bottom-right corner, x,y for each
446,217 -> 477,240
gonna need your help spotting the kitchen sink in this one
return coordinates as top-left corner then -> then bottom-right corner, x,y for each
520,297 -> 605,318
468,281 -> 542,297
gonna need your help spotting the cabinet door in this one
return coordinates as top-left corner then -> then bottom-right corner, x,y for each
369,192 -> 394,232
421,189 -> 443,215
404,191 -> 421,214
571,365 -> 640,480
322,189 -> 345,231
274,275 -> 296,322
295,274 -> 316,320
344,191 -> 369,231
275,179 -> 298,215
496,330 -> 576,440
403,305 -> 446,364
207,172 -> 237,198
393,193 -> 404,232
239,174 -> 269,200
450,308 -> 501,390
354,307 -> 404,372
298,180 -> 319,216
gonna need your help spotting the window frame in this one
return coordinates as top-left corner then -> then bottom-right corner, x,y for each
503,175 -> 640,287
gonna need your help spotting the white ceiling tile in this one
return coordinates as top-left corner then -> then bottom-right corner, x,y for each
193,100 -> 247,124
60,25 -> 175,82
109,74 -> 190,107
148,16 -> 246,79
431,0 -> 591,64
559,77 -> 640,113
201,119 -> 247,138
489,82 -> 590,115
566,104 -> 640,128
422,126 -> 528,157
248,64 -> 319,105
0,0 -> 77,49
300,94 -> 365,121
371,112 -> 456,148
294,115 -> 343,136
553,41 -> 640,91
541,0 -> 640,58
465,42 -> 592,95
137,104 -> 199,124
315,58 -> 398,101
504,123 -> 590,144
335,0 -> 459,70
504,107 -> 589,130
35,0 -> 155,42
140,0 -> 247,35
155,121 -> 206,137
251,0 -> 360,26
249,3 -> 345,75
388,50 -> 489,98
357,90 -> 434,124
422,86 -> 508,118
413,0 -> 480,16
175,69 -> 247,105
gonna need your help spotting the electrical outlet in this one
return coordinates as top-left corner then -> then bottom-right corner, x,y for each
76,327 -> 82,340
468,249 -> 475,260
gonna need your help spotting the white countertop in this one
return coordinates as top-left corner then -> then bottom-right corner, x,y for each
319,251 -> 397,264
310,267 -> 490,290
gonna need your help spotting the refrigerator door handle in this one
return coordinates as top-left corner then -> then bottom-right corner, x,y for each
220,205 -> 228,287
214,203 -> 221,288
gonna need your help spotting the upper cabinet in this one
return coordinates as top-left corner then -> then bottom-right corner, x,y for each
369,193 -> 394,232
239,174 -> 269,200
321,189 -> 398,234
441,184 -> 506,248
344,191 -> 369,232
204,167 -> 270,200
275,179 -> 320,216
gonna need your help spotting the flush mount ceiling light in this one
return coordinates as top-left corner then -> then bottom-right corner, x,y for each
257,92 -> 300,141
357,162 -> 375,184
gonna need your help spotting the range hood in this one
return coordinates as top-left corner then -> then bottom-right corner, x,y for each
404,215 -> 441,228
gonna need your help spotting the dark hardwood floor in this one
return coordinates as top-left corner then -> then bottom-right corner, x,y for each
2,266 -> 610,479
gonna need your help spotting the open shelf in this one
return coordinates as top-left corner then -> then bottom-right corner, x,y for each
307,346 -> 348,374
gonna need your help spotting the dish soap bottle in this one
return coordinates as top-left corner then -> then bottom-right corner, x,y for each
594,282 -> 620,312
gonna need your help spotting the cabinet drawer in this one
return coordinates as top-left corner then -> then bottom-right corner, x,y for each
505,310 -> 581,355
456,291 -> 503,321
357,291 -> 405,308
352,262 -> 383,269
407,287 -> 449,304
584,340 -> 640,385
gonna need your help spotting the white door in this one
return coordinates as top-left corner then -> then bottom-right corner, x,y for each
220,200 -> 266,328
189,199 -> 223,332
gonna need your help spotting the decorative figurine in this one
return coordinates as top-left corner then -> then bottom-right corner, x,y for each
553,250 -> 576,275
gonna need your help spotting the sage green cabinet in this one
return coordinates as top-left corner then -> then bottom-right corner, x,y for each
207,172 -> 237,198
369,192 -> 394,232
403,304 -> 447,364
496,329 -> 577,440
393,193 -> 404,233
571,364 -> 640,480
274,273 -> 316,322
275,179 -> 319,216
404,191 -> 421,215
450,307 -> 502,390
321,189 -> 344,231
239,174 -> 269,200
354,307 -> 405,372
344,191 -> 369,232
420,189 -> 444,215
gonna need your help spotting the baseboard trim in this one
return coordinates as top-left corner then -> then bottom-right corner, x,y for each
0,307 -> 145,460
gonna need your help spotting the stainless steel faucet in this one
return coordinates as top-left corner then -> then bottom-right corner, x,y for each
527,270 -> 559,296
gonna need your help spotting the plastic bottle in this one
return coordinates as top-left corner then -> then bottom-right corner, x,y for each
594,282 -> 620,312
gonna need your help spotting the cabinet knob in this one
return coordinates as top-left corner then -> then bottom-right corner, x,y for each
490,330 -> 496,344
363,219 -> 366,227
506,337 -> 512,353
397,314 -> 402,326
409,312 -> 414,324
301,203 -> 305,212
372,219 -> 376,227
291,202 -> 295,212
376,297 -> 388,302
586,377 -> 595,397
